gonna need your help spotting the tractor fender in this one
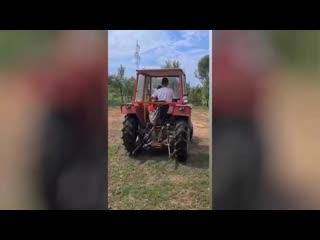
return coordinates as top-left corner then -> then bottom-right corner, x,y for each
120,103 -> 145,127
120,104 -> 136,114
172,104 -> 192,117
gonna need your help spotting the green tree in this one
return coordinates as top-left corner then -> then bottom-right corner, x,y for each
161,60 -> 181,69
172,60 -> 181,68
270,30 -> 320,71
123,76 -> 135,102
190,86 -> 203,105
108,74 -> 120,96
195,55 -> 209,107
113,64 -> 125,103
108,74 -> 120,105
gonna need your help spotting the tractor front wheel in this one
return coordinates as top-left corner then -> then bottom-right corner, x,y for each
122,115 -> 139,155
174,120 -> 190,162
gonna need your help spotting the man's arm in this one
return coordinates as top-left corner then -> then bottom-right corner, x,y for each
151,89 -> 158,99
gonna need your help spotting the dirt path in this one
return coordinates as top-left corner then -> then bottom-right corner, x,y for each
108,107 -> 210,210
257,76 -> 320,208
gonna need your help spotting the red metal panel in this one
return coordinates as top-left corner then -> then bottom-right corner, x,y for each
121,104 -> 136,114
179,72 -> 183,102
172,106 -> 191,117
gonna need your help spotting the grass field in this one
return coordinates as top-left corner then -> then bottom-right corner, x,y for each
108,106 -> 210,210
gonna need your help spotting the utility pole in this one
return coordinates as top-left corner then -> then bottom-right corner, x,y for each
134,40 -> 140,69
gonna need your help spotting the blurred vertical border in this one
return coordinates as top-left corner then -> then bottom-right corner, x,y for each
209,30 -> 213,210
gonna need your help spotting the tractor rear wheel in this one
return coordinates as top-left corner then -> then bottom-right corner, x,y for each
188,119 -> 193,141
122,115 -> 139,154
174,119 -> 190,162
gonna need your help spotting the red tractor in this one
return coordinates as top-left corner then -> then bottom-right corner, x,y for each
121,68 -> 193,162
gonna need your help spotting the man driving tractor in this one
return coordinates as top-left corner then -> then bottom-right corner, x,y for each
151,77 -> 174,121
151,77 -> 174,103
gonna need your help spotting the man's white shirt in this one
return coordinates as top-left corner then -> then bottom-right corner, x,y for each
152,87 -> 174,102
151,87 -> 174,113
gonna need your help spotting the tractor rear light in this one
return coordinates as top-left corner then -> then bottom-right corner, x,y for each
183,96 -> 189,104
126,104 -> 132,109
178,107 -> 185,111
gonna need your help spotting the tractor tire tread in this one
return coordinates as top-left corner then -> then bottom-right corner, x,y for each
122,115 -> 138,153
174,120 -> 189,162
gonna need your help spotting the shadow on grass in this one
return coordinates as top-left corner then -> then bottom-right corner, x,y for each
129,135 -> 209,170
185,136 -> 209,169
130,148 -> 170,163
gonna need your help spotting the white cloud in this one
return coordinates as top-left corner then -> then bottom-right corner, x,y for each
108,30 -> 209,86
179,30 -> 200,40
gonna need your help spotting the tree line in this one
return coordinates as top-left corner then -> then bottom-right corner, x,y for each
108,55 -> 209,107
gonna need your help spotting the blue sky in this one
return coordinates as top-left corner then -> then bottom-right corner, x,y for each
108,30 -> 209,86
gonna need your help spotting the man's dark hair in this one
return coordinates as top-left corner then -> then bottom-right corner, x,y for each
162,77 -> 169,86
